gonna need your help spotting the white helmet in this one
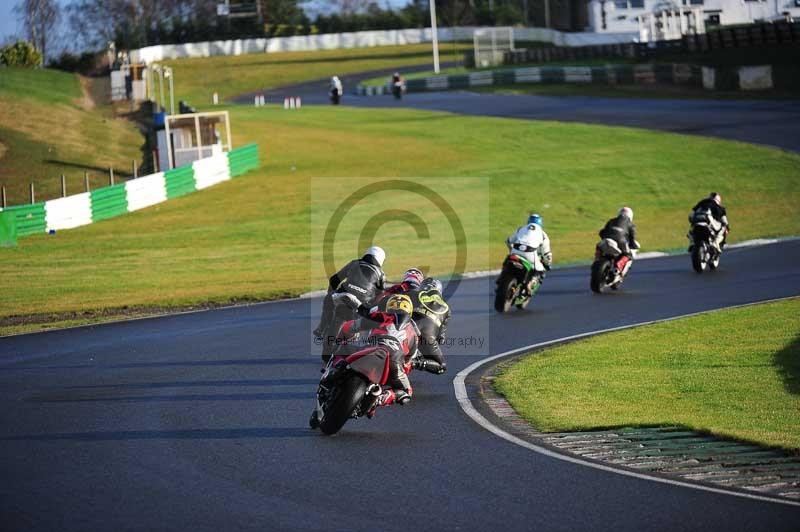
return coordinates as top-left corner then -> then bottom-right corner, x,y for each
364,246 -> 385,266
619,206 -> 633,221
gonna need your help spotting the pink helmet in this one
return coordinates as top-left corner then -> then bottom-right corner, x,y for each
402,268 -> 424,287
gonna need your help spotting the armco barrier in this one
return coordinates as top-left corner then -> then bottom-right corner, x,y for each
356,63 -> 795,95
1,144 -> 260,242
90,183 -> 128,222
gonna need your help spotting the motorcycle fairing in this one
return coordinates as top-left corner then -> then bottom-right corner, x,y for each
346,346 -> 391,385
597,238 -> 622,257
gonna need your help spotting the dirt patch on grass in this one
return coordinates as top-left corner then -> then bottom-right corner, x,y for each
0,141 -> 6,160
0,293 -> 299,336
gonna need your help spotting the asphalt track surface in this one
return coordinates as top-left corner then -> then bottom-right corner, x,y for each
237,77 -> 800,153
2,240 -> 800,531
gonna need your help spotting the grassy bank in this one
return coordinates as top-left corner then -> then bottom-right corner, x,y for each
495,298 -> 800,451
165,43 -> 470,105
2,102 -> 798,335
0,68 -> 145,205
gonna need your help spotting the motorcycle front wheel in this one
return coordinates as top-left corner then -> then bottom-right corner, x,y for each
691,242 -> 707,273
319,374 -> 368,435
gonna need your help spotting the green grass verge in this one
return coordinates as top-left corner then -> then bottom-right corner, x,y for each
1,103 -> 798,335
165,43 -> 471,106
0,68 -> 145,205
494,298 -> 800,451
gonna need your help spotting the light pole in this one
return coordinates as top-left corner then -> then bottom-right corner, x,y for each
164,66 -> 175,115
429,0 -> 440,73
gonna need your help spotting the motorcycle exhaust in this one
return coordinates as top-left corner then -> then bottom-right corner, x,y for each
367,384 -> 382,397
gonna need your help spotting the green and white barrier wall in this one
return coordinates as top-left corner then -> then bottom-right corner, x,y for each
356,63 -> 799,95
0,143 -> 259,244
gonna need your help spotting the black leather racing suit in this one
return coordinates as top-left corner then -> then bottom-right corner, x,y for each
599,215 -> 639,256
317,255 -> 385,361
409,287 -> 450,374
691,198 -> 729,248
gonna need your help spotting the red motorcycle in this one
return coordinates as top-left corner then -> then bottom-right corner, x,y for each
310,346 -> 415,435
590,238 -> 636,293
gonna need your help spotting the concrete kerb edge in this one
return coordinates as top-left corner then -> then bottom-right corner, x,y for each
454,294 -> 800,508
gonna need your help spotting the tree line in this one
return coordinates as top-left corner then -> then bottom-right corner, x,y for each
6,0 -> 553,72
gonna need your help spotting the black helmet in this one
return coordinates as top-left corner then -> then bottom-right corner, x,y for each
420,277 -> 443,293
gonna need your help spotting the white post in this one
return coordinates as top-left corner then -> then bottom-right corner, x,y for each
167,68 -> 175,115
224,111 -> 232,150
429,0 -> 440,74
194,115 -> 203,161
165,118 -> 174,170
158,67 -> 165,110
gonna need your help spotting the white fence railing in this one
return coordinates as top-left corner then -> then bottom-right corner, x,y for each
129,27 -> 638,63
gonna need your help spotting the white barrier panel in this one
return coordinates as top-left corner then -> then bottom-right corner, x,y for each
702,66 -> 716,90
426,76 -> 450,90
468,71 -> 494,86
45,193 -> 92,231
125,172 -> 167,212
193,154 -> 231,190
515,67 -> 542,83
564,66 -> 593,83
738,66 -> 773,90
129,27 -> 640,63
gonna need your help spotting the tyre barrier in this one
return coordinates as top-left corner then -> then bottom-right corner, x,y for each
0,144 -> 260,242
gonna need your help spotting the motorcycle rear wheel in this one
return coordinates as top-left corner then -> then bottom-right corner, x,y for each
495,273 -> 518,313
590,260 -> 608,293
319,375 -> 368,435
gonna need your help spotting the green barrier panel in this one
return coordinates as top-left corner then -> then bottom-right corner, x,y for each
772,65 -> 800,90
4,203 -> 46,236
591,67 -> 609,84
90,183 -> 128,222
228,144 -> 260,177
0,210 -> 17,247
654,64 -> 674,84
611,65 -> 635,84
405,79 -> 426,92
540,67 -> 566,84
493,70 -> 515,85
714,66 -> 739,91
448,75 -> 470,89
165,165 -> 196,199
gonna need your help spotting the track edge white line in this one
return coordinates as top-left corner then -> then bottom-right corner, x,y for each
453,295 -> 800,508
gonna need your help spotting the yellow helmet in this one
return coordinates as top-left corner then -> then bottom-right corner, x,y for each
385,294 -> 413,315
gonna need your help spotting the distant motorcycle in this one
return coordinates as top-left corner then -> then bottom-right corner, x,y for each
590,239 -> 635,293
495,252 -> 540,312
330,87 -> 341,105
688,210 -> 722,273
392,81 -> 404,100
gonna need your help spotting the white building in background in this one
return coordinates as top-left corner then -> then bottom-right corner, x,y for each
588,0 -> 800,41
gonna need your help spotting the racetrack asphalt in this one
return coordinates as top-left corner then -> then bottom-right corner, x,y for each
2,240 -> 799,531
236,78 -> 800,153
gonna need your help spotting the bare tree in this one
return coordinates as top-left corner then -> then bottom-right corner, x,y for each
15,0 -> 61,62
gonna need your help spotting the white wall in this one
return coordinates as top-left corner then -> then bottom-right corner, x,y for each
588,0 -> 800,34
128,26 -> 638,64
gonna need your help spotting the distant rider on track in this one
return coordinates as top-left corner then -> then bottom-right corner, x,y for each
599,207 -> 639,276
505,214 -> 553,296
689,192 -> 729,252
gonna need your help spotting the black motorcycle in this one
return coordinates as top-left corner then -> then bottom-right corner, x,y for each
590,238 -> 631,293
689,221 -> 721,273
330,87 -> 341,105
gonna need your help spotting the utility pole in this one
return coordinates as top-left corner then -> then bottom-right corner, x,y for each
430,0 -> 440,74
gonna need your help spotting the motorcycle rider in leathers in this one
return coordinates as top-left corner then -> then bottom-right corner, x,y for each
408,278 -> 450,375
599,206 -> 640,276
332,292 -> 419,410
315,246 -> 386,362
505,213 -> 553,296
689,192 -> 729,252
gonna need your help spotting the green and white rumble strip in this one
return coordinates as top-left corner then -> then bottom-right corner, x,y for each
0,143 -> 258,239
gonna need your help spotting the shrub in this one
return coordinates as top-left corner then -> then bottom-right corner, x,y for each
0,41 -> 43,67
